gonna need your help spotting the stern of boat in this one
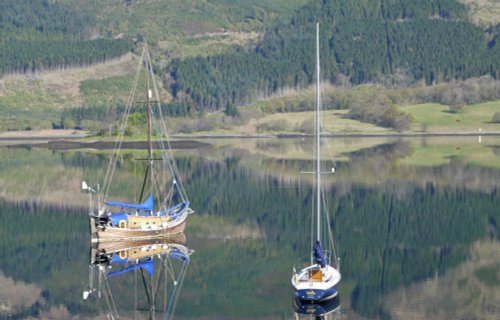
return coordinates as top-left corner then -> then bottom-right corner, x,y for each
89,216 -> 98,243
292,264 -> 341,301
294,286 -> 338,301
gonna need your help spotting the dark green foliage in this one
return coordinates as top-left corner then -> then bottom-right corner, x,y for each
0,0 -> 132,75
167,0 -> 499,116
61,100 -> 197,130
63,106 -> 109,127
224,101 -> 240,117
0,0 -> 95,39
0,199 -> 89,286
164,101 -> 197,117
0,38 -> 132,75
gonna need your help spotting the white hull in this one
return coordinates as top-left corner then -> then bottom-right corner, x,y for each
292,264 -> 341,301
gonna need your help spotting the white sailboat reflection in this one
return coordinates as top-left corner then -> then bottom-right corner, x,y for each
293,295 -> 342,320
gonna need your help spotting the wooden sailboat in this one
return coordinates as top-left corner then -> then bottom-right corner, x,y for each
83,45 -> 193,242
291,23 -> 341,301
83,236 -> 193,319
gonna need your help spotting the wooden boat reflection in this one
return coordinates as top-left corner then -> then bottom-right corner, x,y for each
293,295 -> 341,319
83,235 -> 193,319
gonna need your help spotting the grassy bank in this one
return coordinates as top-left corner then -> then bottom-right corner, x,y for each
1,99 -> 499,139
404,100 -> 500,133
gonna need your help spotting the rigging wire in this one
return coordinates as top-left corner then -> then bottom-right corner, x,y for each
322,186 -> 338,264
145,47 -> 189,204
101,45 -> 189,210
102,48 -> 145,201
134,268 -> 138,319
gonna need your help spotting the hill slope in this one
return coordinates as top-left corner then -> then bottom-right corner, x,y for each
167,0 -> 500,111
0,0 -> 132,76
1,0 -> 500,133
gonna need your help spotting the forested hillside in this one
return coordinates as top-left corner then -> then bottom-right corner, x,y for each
167,0 -> 500,111
1,0 -> 500,133
0,0 -> 132,76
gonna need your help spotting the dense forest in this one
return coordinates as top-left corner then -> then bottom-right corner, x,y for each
0,39 -> 132,75
167,0 -> 500,111
0,0 -> 132,76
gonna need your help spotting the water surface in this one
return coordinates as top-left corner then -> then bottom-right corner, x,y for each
1,136 -> 499,319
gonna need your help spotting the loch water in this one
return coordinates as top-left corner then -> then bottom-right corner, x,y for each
1,136 -> 499,319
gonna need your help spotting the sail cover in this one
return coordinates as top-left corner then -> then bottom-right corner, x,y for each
105,193 -> 154,211
314,240 -> 327,268
169,248 -> 190,262
108,260 -> 155,278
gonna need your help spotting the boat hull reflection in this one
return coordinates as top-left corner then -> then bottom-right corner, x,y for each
84,235 -> 193,319
293,295 -> 341,318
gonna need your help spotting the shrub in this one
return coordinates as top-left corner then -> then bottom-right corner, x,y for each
256,119 -> 290,132
298,117 -> 314,134
348,94 -> 413,132
492,112 -> 500,123
448,104 -> 465,113
224,102 -> 240,117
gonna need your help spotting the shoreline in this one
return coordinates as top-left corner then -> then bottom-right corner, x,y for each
3,139 -> 210,151
0,129 -> 89,141
1,129 -> 500,150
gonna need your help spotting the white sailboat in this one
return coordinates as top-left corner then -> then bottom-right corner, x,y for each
291,22 -> 341,301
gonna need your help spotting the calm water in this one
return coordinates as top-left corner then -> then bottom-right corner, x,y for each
1,136 -> 500,319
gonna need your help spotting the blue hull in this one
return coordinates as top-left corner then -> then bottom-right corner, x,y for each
295,285 -> 338,301
293,295 -> 341,315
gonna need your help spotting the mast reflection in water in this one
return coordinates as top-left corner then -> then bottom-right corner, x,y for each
83,234 -> 193,319
293,295 -> 342,320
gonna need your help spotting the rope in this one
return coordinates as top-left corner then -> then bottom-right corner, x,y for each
145,48 -> 189,203
163,258 -> 168,315
134,269 -> 138,319
310,186 -> 315,265
101,45 -> 190,210
322,186 -> 338,265
168,260 -> 189,317
319,78 -> 337,173
102,48 -> 145,201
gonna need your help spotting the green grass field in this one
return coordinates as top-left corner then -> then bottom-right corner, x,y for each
400,136 -> 500,168
459,0 -> 500,25
403,101 -> 500,133
80,72 -> 171,108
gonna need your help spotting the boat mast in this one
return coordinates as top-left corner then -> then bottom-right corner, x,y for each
315,22 -> 321,243
145,46 -> 154,192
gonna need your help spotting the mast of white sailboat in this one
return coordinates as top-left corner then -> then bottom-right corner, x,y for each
145,46 -> 154,195
315,22 -> 321,243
